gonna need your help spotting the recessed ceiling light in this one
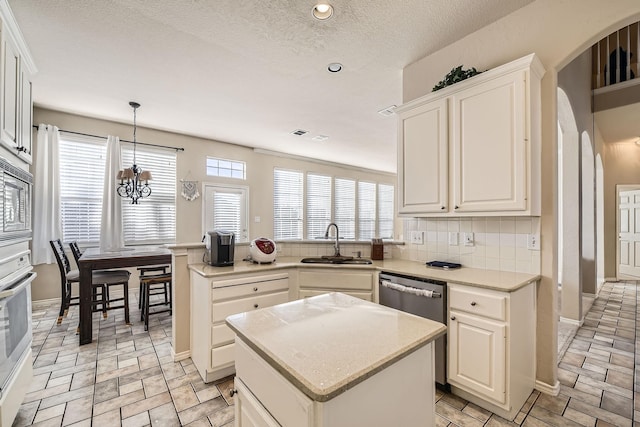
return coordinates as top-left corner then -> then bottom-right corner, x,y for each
312,135 -> 329,142
377,105 -> 397,117
327,63 -> 342,73
312,3 -> 333,20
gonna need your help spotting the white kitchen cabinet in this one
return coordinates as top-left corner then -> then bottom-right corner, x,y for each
447,281 -> 536,421
0,21 -> 34,164
190,271 -> 289,383
396,53 -> 544,217
298,268 -> 374,301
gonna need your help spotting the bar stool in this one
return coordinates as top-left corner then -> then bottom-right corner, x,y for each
140,272 -> 172,331
137,266 -> 170,311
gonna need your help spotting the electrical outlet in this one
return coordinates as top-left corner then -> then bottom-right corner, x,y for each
527,233 -> 540,250
410,231 -> 424,245
448,232 -> 458,246
463,232 -> 474,246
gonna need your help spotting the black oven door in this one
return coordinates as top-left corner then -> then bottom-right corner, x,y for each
0,271 -> 34,397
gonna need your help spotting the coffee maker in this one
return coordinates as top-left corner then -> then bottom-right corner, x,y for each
206,230 -> 235,266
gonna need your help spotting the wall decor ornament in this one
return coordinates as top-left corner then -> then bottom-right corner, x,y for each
432,65 -> 482,92
180,180 -> 199,201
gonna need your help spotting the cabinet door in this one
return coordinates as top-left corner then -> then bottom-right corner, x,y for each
448,310 -> 506,404
235,379 -> 281,427
398,98 -> 448,214
18,68 -> 32,164
451,71 -> 527,212
1,33 -> 20,152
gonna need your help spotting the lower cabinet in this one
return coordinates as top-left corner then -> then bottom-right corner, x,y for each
234,337 -> 436,427
447,281 -> 536,421
190,271 -> 289,383
298,269 -> 374,301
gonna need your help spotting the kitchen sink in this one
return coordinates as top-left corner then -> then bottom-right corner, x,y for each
300,256 -> 373,265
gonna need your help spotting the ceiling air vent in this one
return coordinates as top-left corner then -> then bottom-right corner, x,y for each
290,129 -> 309,136
311,135 -> 329,142
377,105 -> 397,117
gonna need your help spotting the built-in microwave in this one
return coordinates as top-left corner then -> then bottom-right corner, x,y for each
0,157 -> 32,247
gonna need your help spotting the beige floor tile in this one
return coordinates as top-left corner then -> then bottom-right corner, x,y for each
121,391 -> 173,419
62,395 -> 93,427
33,403 -> 66,424
122,411 -> 151,427
91,408 -> 122,427
149,401 -> 181,427
177,397 -> 228,425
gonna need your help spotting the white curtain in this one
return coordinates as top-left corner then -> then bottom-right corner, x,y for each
32,124 -> 62,265
100,135 -> 124,251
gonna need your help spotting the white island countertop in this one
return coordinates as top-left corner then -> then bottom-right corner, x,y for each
226,292 -> 447,402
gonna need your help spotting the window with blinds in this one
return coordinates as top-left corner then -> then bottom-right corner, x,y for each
306,174 -> 331,239
59,133 -> 106,244
273,169 -> 395,241
334,178 -> 355,240
59,133 -> 177,245
378,183 -> 395,239
121,145 -> 177,244
358,181 -> 376,240
273,169 -> 303,240
203,184 -> 248,242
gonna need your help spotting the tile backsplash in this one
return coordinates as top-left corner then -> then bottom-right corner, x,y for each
395,217 -> 541,274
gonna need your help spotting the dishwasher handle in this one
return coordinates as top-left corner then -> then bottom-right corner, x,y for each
380,280 -> 441,298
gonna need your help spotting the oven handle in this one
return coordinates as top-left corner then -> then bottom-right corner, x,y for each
380,280 -> 441,298
0,272 -> 36,300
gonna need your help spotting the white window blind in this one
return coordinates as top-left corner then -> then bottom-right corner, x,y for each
121,145 -> 176,244
306,174 -> 331,239
274,169 -> 303,240
334,178 -> 355,240
378,183 -> 395,239
358,181 -> 376,240
59,133 -> 106,244
203,184 -> 248,242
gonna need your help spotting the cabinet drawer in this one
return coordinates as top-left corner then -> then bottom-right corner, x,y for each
299,270 -> 373,291
211,343 -> 235,368
212,291 -> 289,324
235,338 -> 312,426
212,275 -> 288,301
299,289 -> 372,301
211,323 -> 235,348
449,284 -> 506,321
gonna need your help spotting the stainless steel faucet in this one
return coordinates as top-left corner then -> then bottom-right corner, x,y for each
324,223 -> 340,256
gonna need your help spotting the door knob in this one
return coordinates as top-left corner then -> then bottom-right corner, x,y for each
254,304 -> 259,308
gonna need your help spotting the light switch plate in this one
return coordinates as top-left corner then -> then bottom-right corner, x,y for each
449,232 -> 458,246
463,232 -> 474,246
527,233 -> 540,250
410,231 -> 424,245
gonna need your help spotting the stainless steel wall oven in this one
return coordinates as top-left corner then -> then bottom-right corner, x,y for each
0,157 -> 32,246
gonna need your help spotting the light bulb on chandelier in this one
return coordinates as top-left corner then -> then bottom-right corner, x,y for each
117,101 -> 152,204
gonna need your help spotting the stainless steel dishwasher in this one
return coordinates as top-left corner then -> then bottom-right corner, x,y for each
379,271 -> 447,387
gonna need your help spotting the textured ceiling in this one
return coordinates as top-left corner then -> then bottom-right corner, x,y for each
9,0 -> 533,172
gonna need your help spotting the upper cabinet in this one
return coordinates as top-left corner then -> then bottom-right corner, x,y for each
397,54 -> 545,217
0,1 -> 37,164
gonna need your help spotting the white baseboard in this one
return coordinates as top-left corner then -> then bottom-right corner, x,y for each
559,316 -> 582,327
172,348 -> 191,362
535,379 -> 560,396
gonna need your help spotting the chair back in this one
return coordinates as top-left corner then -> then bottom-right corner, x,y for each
50,239 -> 72,284
69,241 -> 82,264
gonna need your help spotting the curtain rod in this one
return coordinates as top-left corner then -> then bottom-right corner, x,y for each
32,125 -> 185,152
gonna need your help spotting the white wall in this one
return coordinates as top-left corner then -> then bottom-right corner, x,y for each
402,0 -> 640,392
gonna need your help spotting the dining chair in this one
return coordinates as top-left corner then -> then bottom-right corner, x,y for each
67,241 -> 132,323
50,240 -> 131,325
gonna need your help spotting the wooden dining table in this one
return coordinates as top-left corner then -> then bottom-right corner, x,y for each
78,246 -> 172,345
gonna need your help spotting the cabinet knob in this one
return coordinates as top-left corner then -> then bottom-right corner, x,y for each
254,304 -> 259,309
253,287 -> 258,292
470,301 -> 476,306
441,206 -> 445,210
230,389 -> 237,397
454,205 -> 459,209
450,316 -> 456,321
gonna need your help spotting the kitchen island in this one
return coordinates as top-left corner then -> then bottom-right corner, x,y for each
226,292 -> 447,427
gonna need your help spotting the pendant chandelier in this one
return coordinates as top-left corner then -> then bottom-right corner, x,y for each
117,101 -> 152,204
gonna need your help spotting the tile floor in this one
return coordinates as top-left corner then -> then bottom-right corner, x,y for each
14,281 -> 638,426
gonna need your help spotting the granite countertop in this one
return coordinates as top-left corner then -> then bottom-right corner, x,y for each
189,257 -> 540,292
225,292 -> 447,402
